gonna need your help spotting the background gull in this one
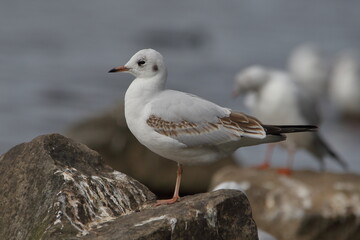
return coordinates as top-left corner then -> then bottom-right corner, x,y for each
233,65 -> 347,174
329,51 -> 360,120
109,49 -> 316,204
287,44 -> 331,98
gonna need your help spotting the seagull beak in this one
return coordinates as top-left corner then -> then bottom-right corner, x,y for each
108,66 -> 130,73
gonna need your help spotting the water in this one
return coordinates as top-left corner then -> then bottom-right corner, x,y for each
1,0 -> 359,172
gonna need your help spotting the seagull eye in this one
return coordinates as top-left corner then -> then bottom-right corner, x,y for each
137,60 -> 146,66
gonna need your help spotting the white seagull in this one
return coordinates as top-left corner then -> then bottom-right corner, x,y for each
109,49 -> 317,205
234,65 -> 348,174
288,44 -> 330,97
329,52 -> 360,119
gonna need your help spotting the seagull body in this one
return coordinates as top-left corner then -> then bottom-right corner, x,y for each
288,44 -> 330,97
126,87 -> 283,165
234,66 -> 347,172
109,49 -> 317,204
329,52 -> 360,118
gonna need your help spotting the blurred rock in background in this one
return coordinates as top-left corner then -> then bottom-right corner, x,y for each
65,102 -> 236,197
210,166 -> 360,240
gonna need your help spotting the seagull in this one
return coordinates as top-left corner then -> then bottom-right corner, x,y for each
329,51 -> 360,119
233,65 -> 348,174
109,49 -> 317,205
288,44 -> 330,97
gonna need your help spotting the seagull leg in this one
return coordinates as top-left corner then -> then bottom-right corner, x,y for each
155,163 -> 183,206
255,144 -> 275,170
277,148 -> 295,175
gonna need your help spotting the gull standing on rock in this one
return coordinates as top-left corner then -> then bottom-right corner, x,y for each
109,49 -> 317,205
233,66 -> 348,174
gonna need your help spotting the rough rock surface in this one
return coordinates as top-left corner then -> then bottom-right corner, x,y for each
65,103 -> 236,196
0,134 -> 155,239
84,190 -> 258,240
210,166 -> 360,240
0,134 -> 258,240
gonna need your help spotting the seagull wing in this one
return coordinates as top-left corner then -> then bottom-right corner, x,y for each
146,90 -> 266,147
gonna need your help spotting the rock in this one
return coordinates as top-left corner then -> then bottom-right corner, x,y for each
210,166 -> 360,240
65,103 -> 236,196
258,230 -> 277,240
0,134 -> 259,240
0,134 -> 156,239
84,190 -> 258,240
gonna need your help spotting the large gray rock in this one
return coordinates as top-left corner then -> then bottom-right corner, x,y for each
0,134 -> 155,239
210,166 -> 360,240
0,134 -> 259,240
65,103 -> 236,196
84,190 -> 258,240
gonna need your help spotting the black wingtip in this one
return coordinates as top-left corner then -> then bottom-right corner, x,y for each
264,125 -> 318,134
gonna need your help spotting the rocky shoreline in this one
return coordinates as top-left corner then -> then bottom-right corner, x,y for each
0,134 -> 258,240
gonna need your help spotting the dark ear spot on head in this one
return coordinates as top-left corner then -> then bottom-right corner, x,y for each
152,64 -> 158,72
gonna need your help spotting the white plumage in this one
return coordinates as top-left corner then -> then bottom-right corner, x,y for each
234,65 -> 347,172
120,50 -> 287,165
288,44 -> 330,97
109,49 -> 316,204
329,52 -> 360,118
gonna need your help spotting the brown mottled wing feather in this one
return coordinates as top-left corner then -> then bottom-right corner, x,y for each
146,111 -> 266,147
223,112 -> 266,137
147,115 -> 216,137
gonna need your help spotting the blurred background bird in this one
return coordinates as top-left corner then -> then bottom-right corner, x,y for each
329,51 -> 360,121
287,44 -> 331,98
233,66 -> 348,174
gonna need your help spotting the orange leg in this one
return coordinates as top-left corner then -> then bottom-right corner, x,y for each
277,148 -> 295,175
155,163 -> 183,206
254,144 -> 275,170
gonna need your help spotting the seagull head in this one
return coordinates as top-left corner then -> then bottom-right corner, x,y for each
233,65 -> 269,96
108,49 -> 166,79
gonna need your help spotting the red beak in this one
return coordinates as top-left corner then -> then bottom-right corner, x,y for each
108,66 -> 129,73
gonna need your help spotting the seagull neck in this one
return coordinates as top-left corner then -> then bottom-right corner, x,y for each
126,71 -> 167,102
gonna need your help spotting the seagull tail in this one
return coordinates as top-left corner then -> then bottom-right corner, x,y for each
317,135 -> 348,171
263,125 -> 318,135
